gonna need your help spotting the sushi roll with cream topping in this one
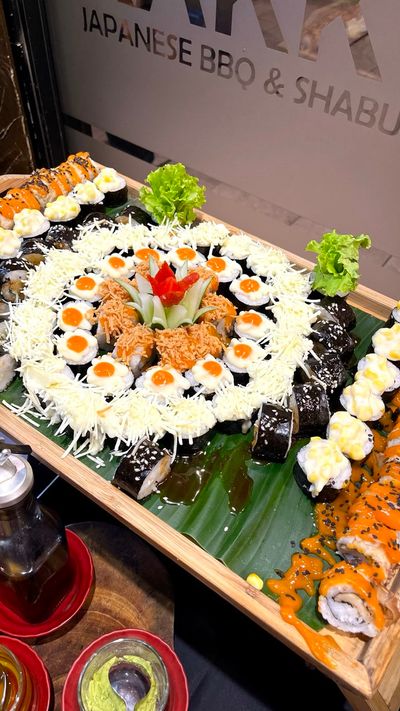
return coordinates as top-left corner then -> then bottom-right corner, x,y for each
234,310 -> 272,342
0,229 -> 21,259
13,209 -> 49,240
57,301 -> 94,332
185,356 -> 234,395
223,338 -> 265,385
294,437 -> 351,501
355,353 -> 400,397
251,403 -> 293,463
71,181 -> 105,218
70,273 -> 104,302
340,380 -> 385,422
229,274 -> 270,311
327,411 -> 374,461
87,354 -> 133,394
372,324 -> 400,365
56,329 -> 98,366
44,195 -> 81,228
135,365 -> 190,401
112,439 -> 172,501
94,167 -> 128,207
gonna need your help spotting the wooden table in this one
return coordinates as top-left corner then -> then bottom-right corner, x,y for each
0,171 -> 398,711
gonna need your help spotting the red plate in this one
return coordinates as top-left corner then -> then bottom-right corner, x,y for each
0,529 -> 94,639
0,635 -> 51,711
62,628 -> 189,711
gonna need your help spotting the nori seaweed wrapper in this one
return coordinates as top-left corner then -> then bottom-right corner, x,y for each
311,320 -> 356,358
251,403 -> 293,462
302,351 -> 348,397
289,382 -> 330,436
112,439 -> 172,500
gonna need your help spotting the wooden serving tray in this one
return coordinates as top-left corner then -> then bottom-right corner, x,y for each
0,171 -> 398,711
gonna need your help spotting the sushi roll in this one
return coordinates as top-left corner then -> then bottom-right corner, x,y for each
185,355 -> 234,395
44,195 -> 81,229
167,246 -> 206,270
56,329 -> 98,366
115,204 -> 157,227
0,302 -> 10,323
289,382 -> 330,436
0,258 -> 33,303
164,396 -> 217,455
13,209 -> 50,240
251,403 -> 293,463
87,354 -> 133,395
327,411 -> 374,461
94,167 -> 128,207
355,353 -> 400,399
178,221 -> 229,256
70,273 -> 104,302
229,274 -> 270,311
46,224 -> 78,250
133,247 -> 163,266
57,301 -> 94,332
204,256 -> 242,296
294,436 -> 351,501
386,301 -> 400,328
81,212 -> 115,229
234,310 -> 272,342
113,324 -> 155,376
315,294 -> 357,331
71,181 -> 105,218
198,293 -> 237,343
135,365 -> 190,401
112,439 -> 172,501
311,320 -> 356,360
219,232 -> 255,270
223,338 -> 265,385
0,229 -> 22,260
213,385 -> 260,435
372,324 -> 400,366
340,380 -> 385,422
67,151 -> 99,181
0,354 -> 17,392
98,253 -> 135,279
318,562 -> 385,637
300,351 -> 348,398
20,238 -> 47,267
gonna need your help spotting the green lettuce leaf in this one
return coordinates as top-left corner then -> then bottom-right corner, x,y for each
139,163 -> 206,225
306,230 -> 371,297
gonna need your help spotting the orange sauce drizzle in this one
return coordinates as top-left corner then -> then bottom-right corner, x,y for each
93,361 -> 115,378
67,335 -> 88,353
240,278 -> 260,294
75,276 -> 96,291
62,307 -> 82,327
319,562 -> 385,630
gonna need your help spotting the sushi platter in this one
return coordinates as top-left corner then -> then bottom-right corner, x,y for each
1,161 -> 400,711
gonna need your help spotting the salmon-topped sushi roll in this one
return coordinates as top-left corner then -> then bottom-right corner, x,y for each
20,175 -> 50,207
0,200 -> 17,229
5,189 -> 41,211
68,152 -> 99,180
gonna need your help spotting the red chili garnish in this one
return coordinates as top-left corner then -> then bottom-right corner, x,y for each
147,262 -> 199,307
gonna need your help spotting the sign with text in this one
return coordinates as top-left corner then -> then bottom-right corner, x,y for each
46,0 -> 400,253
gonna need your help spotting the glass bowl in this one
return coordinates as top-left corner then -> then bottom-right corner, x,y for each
77,637 -> 169,711
0,643 -> 31,711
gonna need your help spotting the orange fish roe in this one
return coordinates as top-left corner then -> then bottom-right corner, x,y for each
115,324 -> 155,365
156,323 -> 223,371
95,299 -> 138,343
188,266 -> 218,293
98,277 -> 131,303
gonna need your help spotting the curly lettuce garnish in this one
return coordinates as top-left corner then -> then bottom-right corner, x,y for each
306,230 -> 371,297
139,163 -> 206,226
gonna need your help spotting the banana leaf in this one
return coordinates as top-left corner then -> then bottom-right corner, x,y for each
0,308 -> 383,629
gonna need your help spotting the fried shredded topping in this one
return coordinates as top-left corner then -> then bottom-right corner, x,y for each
98,277 -> 131,303
115,323 -> 155,363
200,293 -> 237,323
156,323 -> 223,371
95,298 -> 138,343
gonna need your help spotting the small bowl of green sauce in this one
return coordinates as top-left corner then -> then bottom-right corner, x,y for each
77,637 -> 169,711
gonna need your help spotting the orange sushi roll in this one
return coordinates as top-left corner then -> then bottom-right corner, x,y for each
0,200 -> 16,229
5,189 -> 40,210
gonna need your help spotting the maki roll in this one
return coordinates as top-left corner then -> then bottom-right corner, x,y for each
327,411 -> 374,461
223,338 -> 265,385
178,221 -> 229,257
294,436 -> 351,501
204,256 -> 242,296
112,439 -> 172,501
386,301 -> 400,328
70,273 -> 104,302
213,385 -> 260,435
229,274 -> 270,311
46,223 -> 78,250
340,380 -> 385,422
115,204 -> 157,227
251,403 -> 293,463
94,167 -> 128,207
71,181 -> 105,218
198,293 -> 236,343
44,195 -> 81,229
185,355 -> 234,396
0,258 -> 34,303
301,350 -> 348,398
113,324 -> 155,377
57,301 -> 94,332
87,354 -> 133,395
289,382 -> 330,436
219,232 -> 255,270
56,329 -> 98,367
0,229 -> 21,259
13,208 -> 50,240
99,253 -> 135,279
167,246 -> 205,270
372,324 -> 400,367
234,310 -> 272,342
355,353 -> 400,400
0,354 -> 17,392
20,238 -> 47,267
315,294 -> 357,331
81,212 -> 115,229
311,320 -> 356,360
135,365 -> 190,401
163,396 -> 217,455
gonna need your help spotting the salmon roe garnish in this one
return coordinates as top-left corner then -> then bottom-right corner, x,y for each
75,276 -> 96,291
67,335 -> 88,353
62,307 -> 82,327
240,278 -> 260,294
176,247 -> 196,261
233,343 -> 253,359
135,248 -> 160,262
202,360 -> 223,377
239,312 -> 263,326
151,369 -> 175,386
108,256 -> 125,270
206,257 -> 226,273
93,361 -> 116,378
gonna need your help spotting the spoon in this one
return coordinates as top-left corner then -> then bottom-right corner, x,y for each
109,661 -> 151,711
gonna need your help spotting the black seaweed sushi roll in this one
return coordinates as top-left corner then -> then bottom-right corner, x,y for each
251,403 -> 293,463
294,436 -> 351,502
311,321 -> 356,360
115,204 -> 157,227
289,382 -> 330,436
46,224 -> 78,250
94,167 -> 128,207
317,295 -> 357,332
301,351 -> 348,397
44,195 -> 81,229
20,238 -> 47,267
112,439 -> 172,500
0,258 -> 34,303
